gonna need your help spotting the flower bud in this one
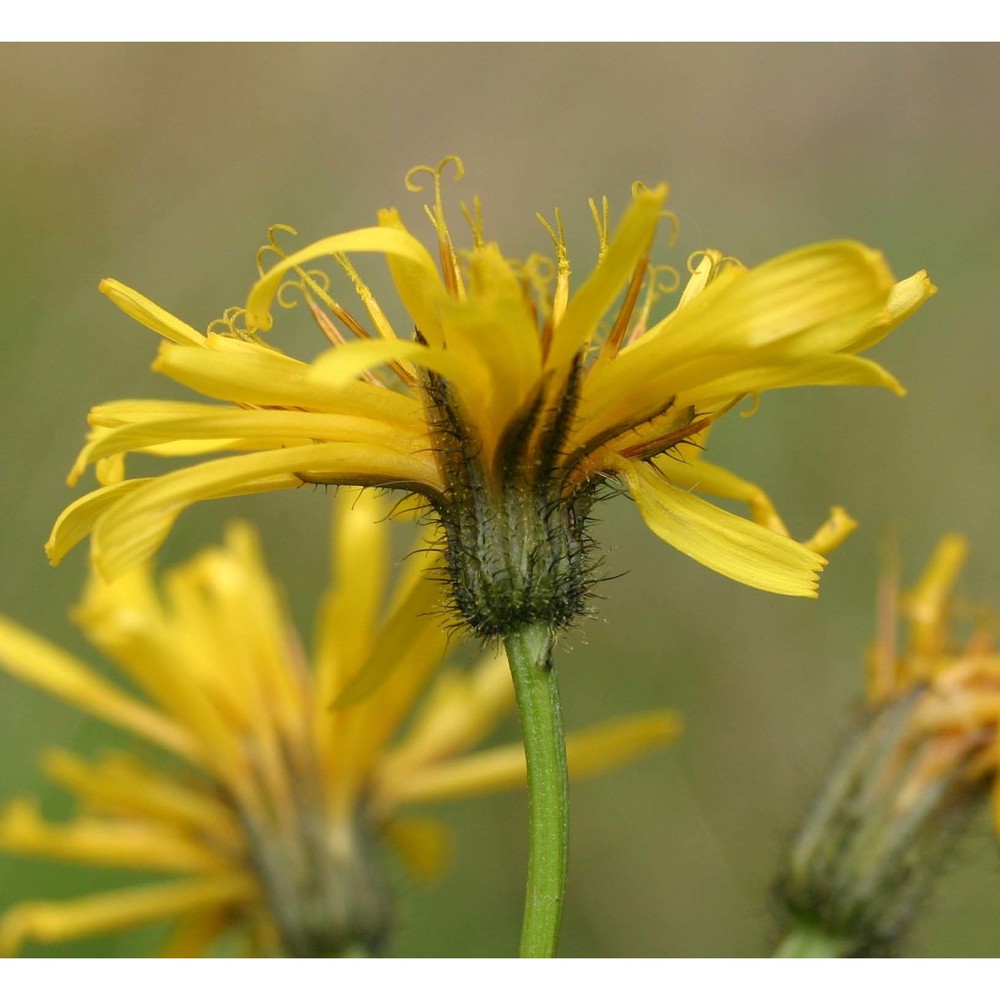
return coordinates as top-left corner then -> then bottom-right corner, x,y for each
774,534 -> 1000,956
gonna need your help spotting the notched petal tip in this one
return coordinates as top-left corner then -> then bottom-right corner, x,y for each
624,460 -> 828,599
377,207 -> 403,227
917,269 -> 939,298
890,269 -> 938,316
635,181 -> 669,211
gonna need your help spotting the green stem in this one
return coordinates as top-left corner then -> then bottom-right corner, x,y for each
503,623 -> 568,959
773,921 -> 854,958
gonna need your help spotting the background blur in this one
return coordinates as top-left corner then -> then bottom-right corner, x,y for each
1,43 -> 998,957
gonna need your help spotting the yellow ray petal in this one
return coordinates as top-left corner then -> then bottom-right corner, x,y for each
887,270 -> 938,323
189,523 -> 310,801
578,336 -> 898,459
547,185 -> 667,372
52,472 -> 301,569
70,562 -> 260,777
622,460 -> 827,597
378,744 -> 514,803
0,615 -> 196,760
802,506 -> 859,556
666,460 -> 856,558
246,222 -> 444,335
153,340 -> 312,402
645,239 -> 893,359
42,750 -> 242,847
313,490 -> 390,768
330,557 -> 447,711
46,479 -> 151,566
328,556 -> 450,811
456,244 -> 543,379
378,207 -> 449,347
0,873 -> 255,956
376,648 -> 513,793
575,346 -> 902,459
91,442 -> 441,579
408,647 -> 514,757
676,249 -> 743,309
309,337 -> 486,402
381,816 -> 453,883
579,241 -> 895,441
845,269 -> 937,354
117,437 -> 255,461
906,533 -> 969,659
70,407 -> 427,485
382,710 -> 679,806
437,289 -> 543,458
662,457 -> 791,534
669,458 -> 858,556
157,908 -> 233,957
674,350 -> 904,408
330,578 -> 449,750
99,279 -> 205,347
563,711 -> 682,777
95,453 -> 125,485
0,799 -> 230,873
153,341 -> 421,424
88,399 -> 254,427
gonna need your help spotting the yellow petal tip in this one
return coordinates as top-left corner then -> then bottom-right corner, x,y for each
908,269 -> 938,298
639,182 -> 668,206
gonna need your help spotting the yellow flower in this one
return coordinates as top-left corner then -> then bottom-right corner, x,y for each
50,157 -> 934,634
867,533 -> 1000,823
1,490 -> 677,956
776,534 -> 1000,955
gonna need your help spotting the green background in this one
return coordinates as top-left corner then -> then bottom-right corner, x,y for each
1,43 -> 998,957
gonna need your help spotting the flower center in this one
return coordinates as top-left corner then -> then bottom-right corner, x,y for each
244,796 -> 391,958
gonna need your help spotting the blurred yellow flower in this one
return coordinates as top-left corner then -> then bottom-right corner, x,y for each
1,490 -> 677,956
51,157 -> 933,633
775,535 -> 1000,956
867,533 -> 1000,823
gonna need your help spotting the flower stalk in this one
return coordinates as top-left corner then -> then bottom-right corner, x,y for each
773,921 -> 853,958
504,623 -> 568,958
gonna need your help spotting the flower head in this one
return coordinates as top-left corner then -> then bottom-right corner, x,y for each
866,533 -> 1000,822
2,490 -> 676,956
775,534 -> 1000,956
51,157 -> 934,635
